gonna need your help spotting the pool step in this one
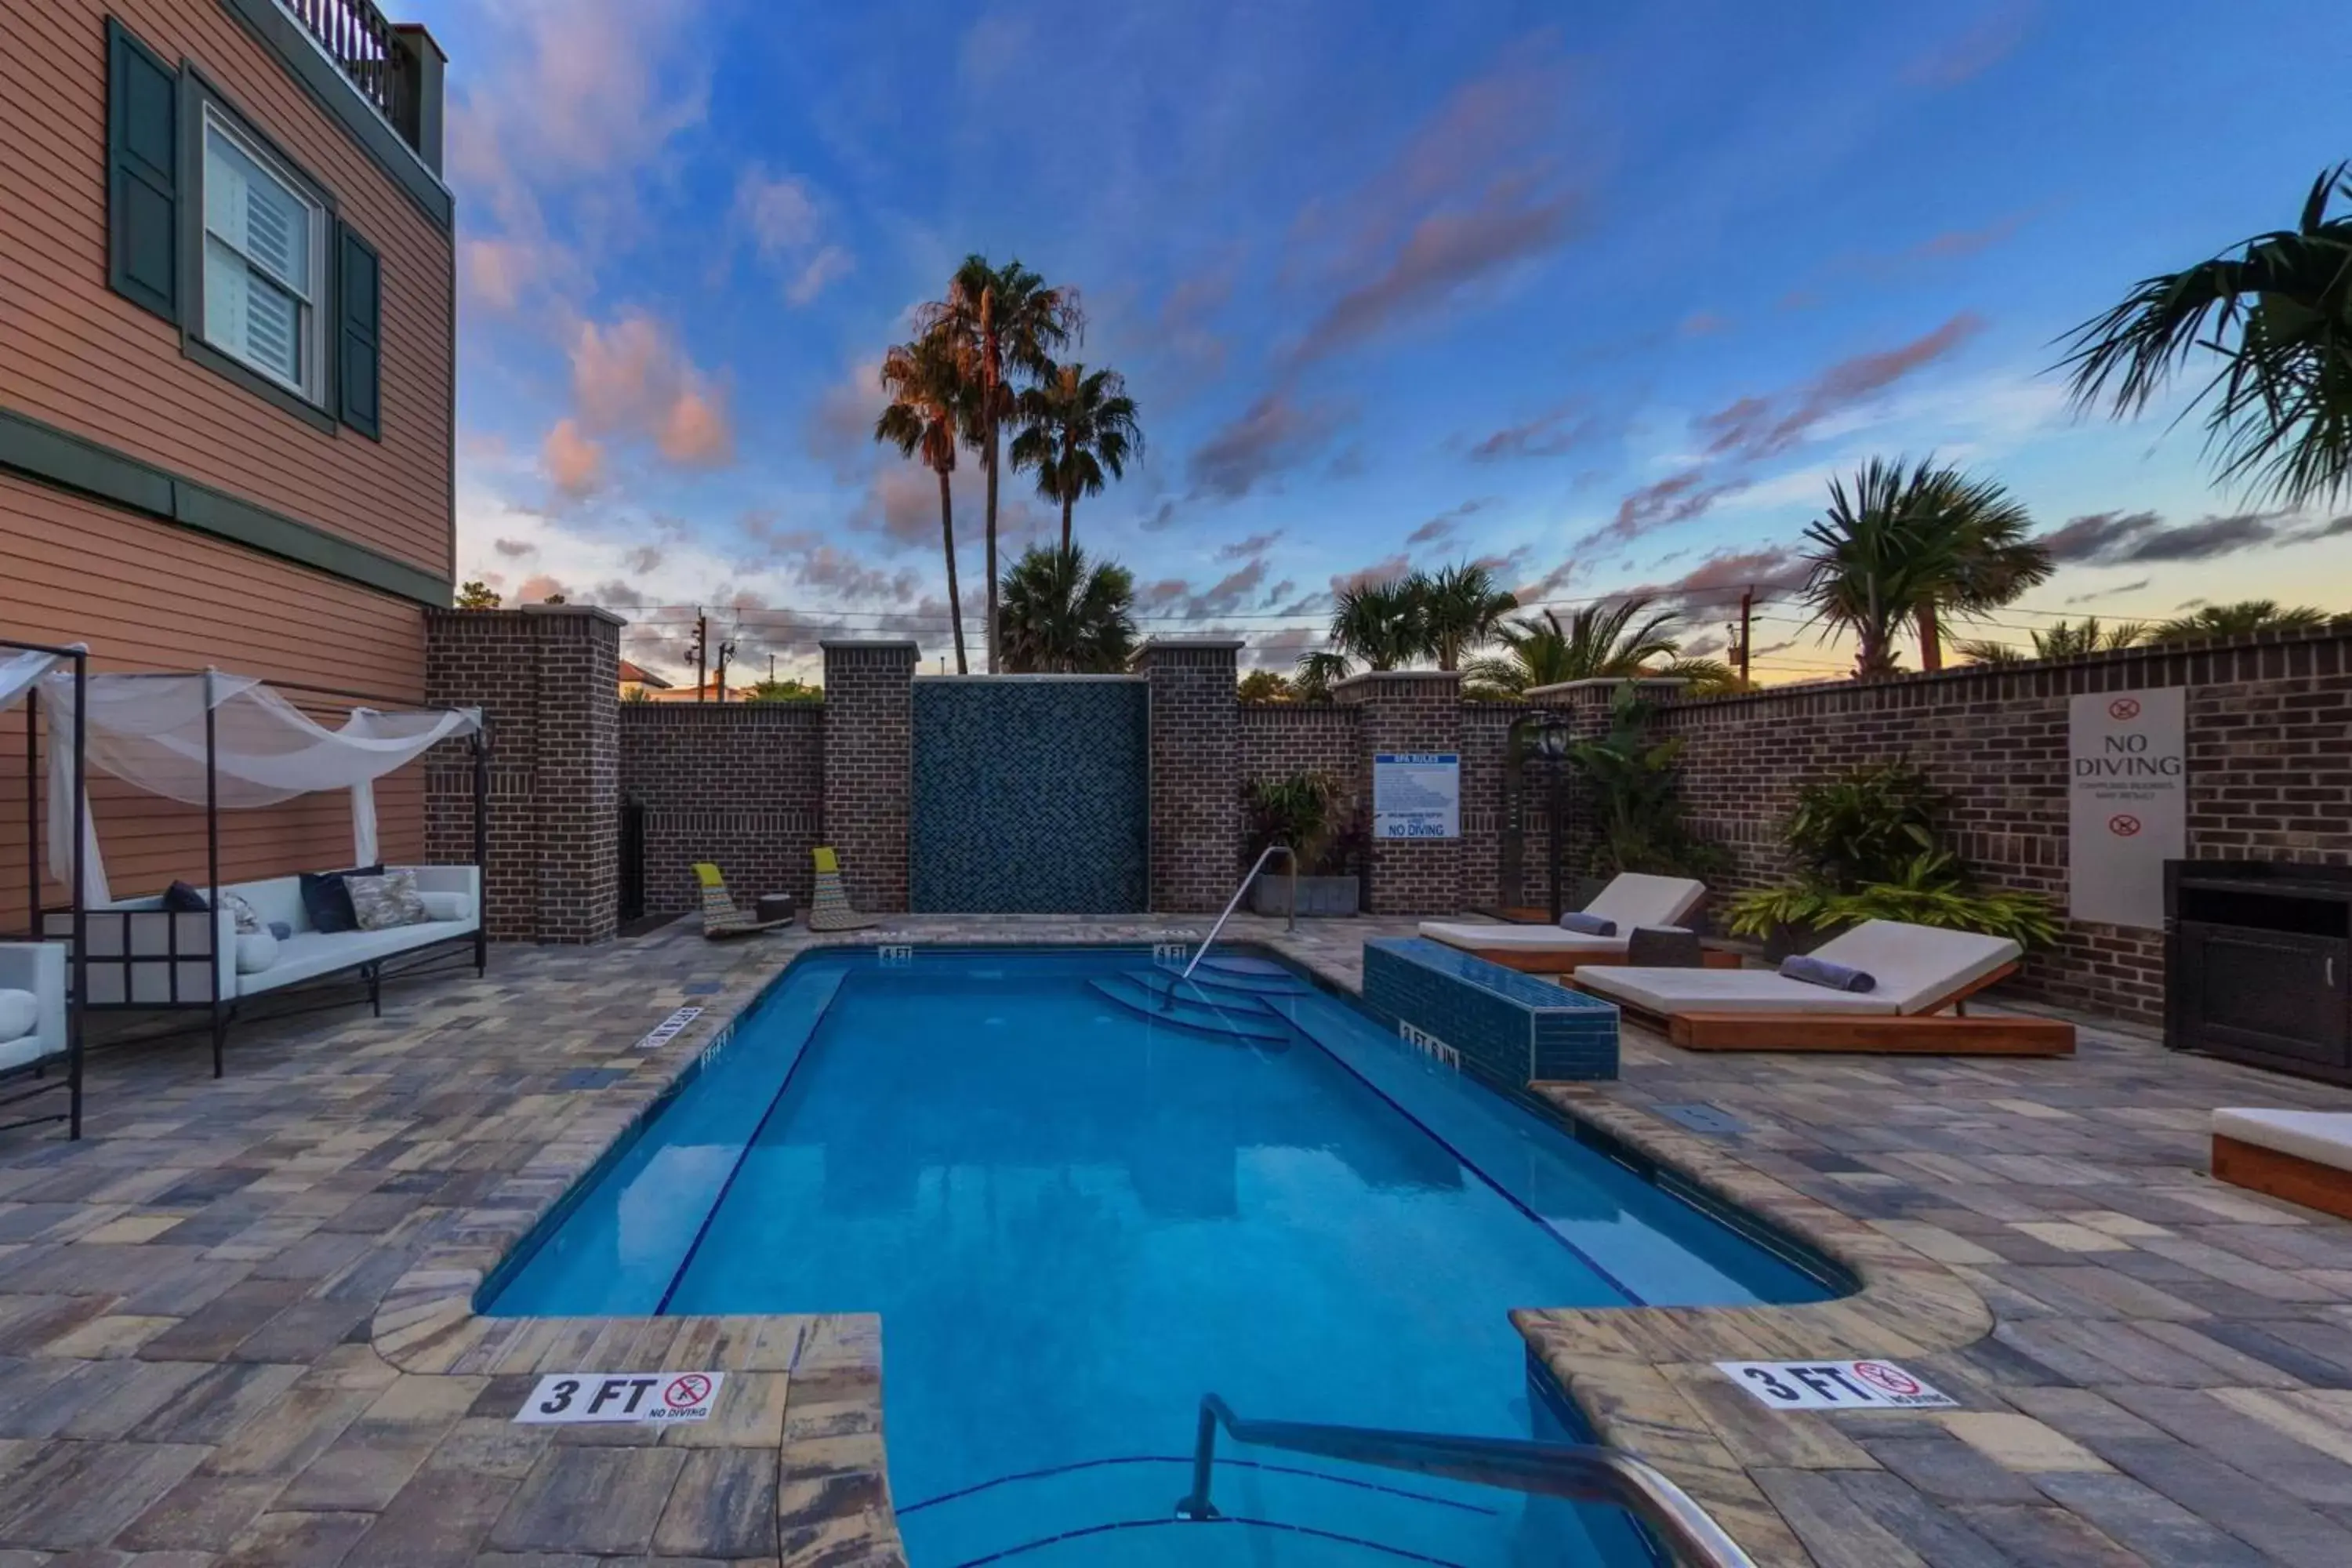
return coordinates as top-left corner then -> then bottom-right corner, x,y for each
1187,955 -> 1312,994
1089,975 -> 1294,1044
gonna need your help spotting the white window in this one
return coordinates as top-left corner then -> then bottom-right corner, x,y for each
200,111 -> 324,401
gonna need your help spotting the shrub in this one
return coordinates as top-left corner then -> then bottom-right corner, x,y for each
1780,762 -> 1942,891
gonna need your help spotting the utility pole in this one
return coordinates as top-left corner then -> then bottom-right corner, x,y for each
688,610 -> 709,702
768,652 -> 776,684
1736,587 -> 1755,688
713,636 -> 736,703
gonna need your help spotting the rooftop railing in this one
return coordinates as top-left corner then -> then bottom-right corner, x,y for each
277,0 -> 422,150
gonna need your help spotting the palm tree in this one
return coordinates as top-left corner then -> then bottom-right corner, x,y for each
917,257 -> 1083,672
1799,459 -> 1950,680
1903,466 -> 2052,672
1011,363 -> 1142,553
1325,577 -> 1427,672
2060,164 -> 2352,509
1236,669 -> 1294,702
1462,600 -> 1682,695
1956,617 -> 2150,665
1293,651 -> 1349,703
1415,563 -> 1519,671
998,543 -> 1138,673
876,334 -> 971,673
2146,600 -> 2336,643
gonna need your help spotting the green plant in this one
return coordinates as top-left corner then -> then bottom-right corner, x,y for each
877,332 -> 974,673
1727,851 -> 2060,946
2145,600 -> 2337,643
1417,561 -> 1519,671
1243,770 -> 1339,873
1010,361 -> 1142,553
1780,762 -> 1943,891
745,678 -> 823,703
1236,669 -> 1294,702
1565,689 -> 1726,879
998,543 -> 1138,673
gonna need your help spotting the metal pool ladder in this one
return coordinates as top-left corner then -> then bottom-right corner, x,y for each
1178,845 -> 1297,988
1174,1394 -> 1759,1568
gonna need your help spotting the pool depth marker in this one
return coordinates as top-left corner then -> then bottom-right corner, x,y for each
514,1371 -> 725,1424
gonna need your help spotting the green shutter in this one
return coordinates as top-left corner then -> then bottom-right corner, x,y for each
337,223 -> 383,439
106,19 -> 179,321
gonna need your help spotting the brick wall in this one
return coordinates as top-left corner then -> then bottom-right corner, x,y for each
1460,702 -> 1541,911
1334,671 -> 1465,914
425,605 -> 620,943
1650,626 -> 2352,1021
1138,640 -> 1242,912
1238,702 -> 1363,868
619,702 -> 824,917
821,641 -> 917,913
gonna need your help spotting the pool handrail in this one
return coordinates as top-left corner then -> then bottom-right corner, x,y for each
1180,844 -> 1297,987
1174,1393 -> 1759,1568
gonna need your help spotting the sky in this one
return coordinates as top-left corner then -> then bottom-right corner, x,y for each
405,0 -> 2352,686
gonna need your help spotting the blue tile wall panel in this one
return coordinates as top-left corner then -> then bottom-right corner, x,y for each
1361,938 -> 1619,1082
910,680 -> 1150,913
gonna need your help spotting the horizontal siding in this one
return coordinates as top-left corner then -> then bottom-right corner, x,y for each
0,0 -> 452,583
0,475 -> 426,928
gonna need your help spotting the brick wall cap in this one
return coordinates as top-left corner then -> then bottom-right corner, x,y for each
1137,637 -> 1246,651
916,673 -> 1145,683
1330,670 -> 1462,690
818,638 -> 921,652
426,604 -> 628,627
1526,677 -> 1691,699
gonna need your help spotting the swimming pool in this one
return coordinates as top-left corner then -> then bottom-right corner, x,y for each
487,946 -> 1835,1565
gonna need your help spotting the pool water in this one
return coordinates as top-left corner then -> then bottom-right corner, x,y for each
488,947 -> 1833,1566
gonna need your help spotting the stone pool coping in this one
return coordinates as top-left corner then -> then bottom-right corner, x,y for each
361,920 -> 2028,1567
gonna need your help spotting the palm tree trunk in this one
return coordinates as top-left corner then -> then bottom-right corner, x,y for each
1915,599 -> 1944,673
938,464 -> 967,675
985,416 -> 1000,674
1060,430 -> 1076,554
1060,492 -> 1073,554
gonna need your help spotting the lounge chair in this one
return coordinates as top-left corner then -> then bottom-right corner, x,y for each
807,847 -> 879,933
695,863 -> 791,938
2211,1110 -> 2352,1222
1417,874 -> 1724,973
1568,919 -> 2074,1054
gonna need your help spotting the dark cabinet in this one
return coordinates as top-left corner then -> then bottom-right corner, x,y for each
2169,862 -> 2352,1082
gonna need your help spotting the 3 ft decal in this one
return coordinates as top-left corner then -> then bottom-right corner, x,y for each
1715,1359 -> 1955,1410
514,1371 -> 725,1424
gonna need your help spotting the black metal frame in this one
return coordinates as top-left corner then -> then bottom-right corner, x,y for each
50,671 -> 488,1079
3,637 -> 87,1139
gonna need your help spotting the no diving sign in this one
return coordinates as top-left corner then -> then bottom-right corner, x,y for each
515,1371 -> 725,1425
1716,1359 -> 1955,1410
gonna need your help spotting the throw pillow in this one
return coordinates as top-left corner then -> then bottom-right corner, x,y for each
234,931 -> 280,975
267,920 -> 292,941
299,865 -> 381,935
418,890 -> 472,924
347,869 -> 430,932
162,881 -> 210,913
1558,910 -> 1617,936
0,990 -> 38,1044
1779,954 -> 1876,993
219,891 -> 263,935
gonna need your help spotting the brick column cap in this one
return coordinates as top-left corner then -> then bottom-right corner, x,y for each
818,638 -> 920,652
1524,676 -> 1690,702
425,604 -> 628,628
1331,669 -> 1461,702
1138,636 -> 1244,651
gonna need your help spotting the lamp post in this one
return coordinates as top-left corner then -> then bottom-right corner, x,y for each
1528,713 -> 1573,924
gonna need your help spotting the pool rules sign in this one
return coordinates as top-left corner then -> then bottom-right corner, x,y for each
2068,688 -> 2185,928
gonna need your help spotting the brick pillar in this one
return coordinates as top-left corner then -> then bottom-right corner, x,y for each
821,640 -> 916,912
425,604 -> 621,943
1136,638 -> 1241,913
1335,670 -> 1464,915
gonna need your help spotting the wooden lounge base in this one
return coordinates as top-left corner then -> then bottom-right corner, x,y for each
1461,947 -> 1745,976
1566,987 -> 2077,1055
2212,1134 -> 2352,1223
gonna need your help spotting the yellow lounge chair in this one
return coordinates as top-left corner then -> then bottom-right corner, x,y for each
808,847 -> 879,932
695,863 -> 791,938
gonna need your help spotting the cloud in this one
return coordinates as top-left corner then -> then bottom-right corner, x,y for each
1468,405 -> 1600,462
732,166 -> 854,306
806,357 -> 884,474
493,537 -> 536,559
1189,393 -> 1349,500
2037,510 -> 2289,564
1407,499 -> 1488,546
1330,554 -> 1411,595
1700,314 -> 1987,460
541,418 -> 605,498
623,545 -> 665,575
1620,546 -> 1809,615
1898,210 -> 2031,264
2064,577 -> 2151,605
786,246 -> 856,307
1219,532 -> 1282,561
1905,2 -> 2034,87
569,314 -> 736,470
515,573 -> 573,604
1513,559 -> 1579,602
1679,310 -> 1732,337
1581,467 -> 1751,550
450,0 -> 710,187
1142,501 -> 1179,533
1285,34 -> 1586,365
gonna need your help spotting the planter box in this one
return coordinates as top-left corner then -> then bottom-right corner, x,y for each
1249,873 -> 1359,918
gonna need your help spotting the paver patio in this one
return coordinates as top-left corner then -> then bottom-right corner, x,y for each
0,915 -> 2347,1566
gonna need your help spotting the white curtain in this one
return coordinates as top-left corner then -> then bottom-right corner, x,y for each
43,672 -> 481,905
0,648 -> 59,713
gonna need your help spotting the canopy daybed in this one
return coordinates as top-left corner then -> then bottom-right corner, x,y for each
36,669 -> 489,1076
2,637 -> 86,1138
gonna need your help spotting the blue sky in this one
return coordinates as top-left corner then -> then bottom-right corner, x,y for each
408,0 -> 2352,683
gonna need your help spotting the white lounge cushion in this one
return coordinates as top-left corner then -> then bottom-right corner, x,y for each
419,890 -> 473,924
0,1033 -> 45,1073
2212,1109 -> 2352,1173
1804,921 -> 2023,1014
0,990 -> 34,1044
1577,966 -> 1900,1016
1417,923 -> 1631,954
238,920 -> 472,995
235,931 -> 281,975
1583,873 -> 1708,932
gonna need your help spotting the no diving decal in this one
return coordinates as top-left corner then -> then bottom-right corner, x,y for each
1715,1359 -> 1956,1410
515,1371 -> 725,1425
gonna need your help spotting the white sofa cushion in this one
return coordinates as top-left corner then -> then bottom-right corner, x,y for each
1576,966 -> 1900,1016
235,931 -> 281,975
419,890 -> 473,923
239,920 -> 474,994
2212,1109 -> 2352,1172
0,991 -> 34,1044
1805,921 -> 2023,1014
1584,873 -> 1708,931
1417,923 -> 1628,954
0,1033 -> 45,1073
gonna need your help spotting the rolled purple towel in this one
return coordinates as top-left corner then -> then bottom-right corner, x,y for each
1558,910 -> 1617,936
1780,954 -> 1875,993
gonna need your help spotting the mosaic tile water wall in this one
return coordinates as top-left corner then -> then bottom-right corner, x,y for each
909,678 -> 1150,913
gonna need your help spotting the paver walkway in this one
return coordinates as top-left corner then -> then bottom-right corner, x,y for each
0,914 -> 2347,1566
